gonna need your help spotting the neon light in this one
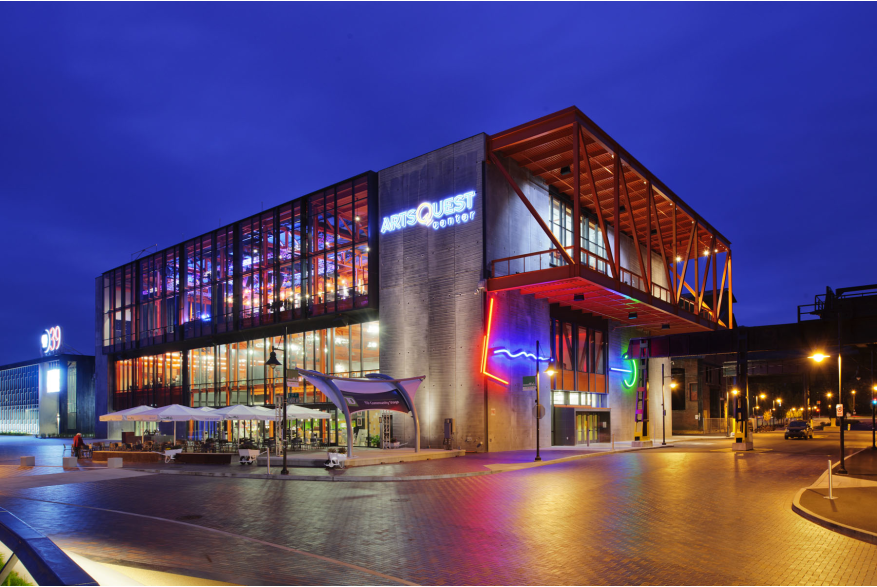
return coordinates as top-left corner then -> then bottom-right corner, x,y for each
42,326 -> 61,354
493,349 -> 552,362
381,190 -> 476,234
621,353 -> 637,389
610,367 -> 632,373
480,298 -> 508,385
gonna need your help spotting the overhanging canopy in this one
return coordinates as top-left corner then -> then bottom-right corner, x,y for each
298,369 -> 424,456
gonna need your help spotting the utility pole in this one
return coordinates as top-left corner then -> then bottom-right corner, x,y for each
535,340 -> 542,462
281,326 -> 289,475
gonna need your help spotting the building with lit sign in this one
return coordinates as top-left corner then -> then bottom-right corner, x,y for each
0,329 -> 95,436
95,107 -> 734,450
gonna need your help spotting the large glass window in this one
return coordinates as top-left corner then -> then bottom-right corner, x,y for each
551,318 -> 608,396
112,320 -> 381,413
101,173 -> 372,351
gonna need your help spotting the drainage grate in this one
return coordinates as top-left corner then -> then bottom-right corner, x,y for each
175,514 -> 203,521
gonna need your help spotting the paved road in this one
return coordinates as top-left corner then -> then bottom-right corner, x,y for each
0,433 -> 875,585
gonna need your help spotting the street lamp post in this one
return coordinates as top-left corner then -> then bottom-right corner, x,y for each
534,340 -> 555,462
809,352 -> 847,475
872,397 -> 876,450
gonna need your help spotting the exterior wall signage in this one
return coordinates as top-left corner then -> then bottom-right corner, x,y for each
47,369 -> 61,393
41,326 -> 61,355
380,190 -> 476,234
342,390 -> 410,414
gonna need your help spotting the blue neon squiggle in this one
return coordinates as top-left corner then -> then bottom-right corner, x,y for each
493,348 -> 552,362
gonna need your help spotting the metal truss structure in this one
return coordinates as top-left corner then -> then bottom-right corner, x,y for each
487,107 -> 733,335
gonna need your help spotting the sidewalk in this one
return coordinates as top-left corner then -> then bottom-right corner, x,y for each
792,448 -> 877,545
121,436 -> 713,481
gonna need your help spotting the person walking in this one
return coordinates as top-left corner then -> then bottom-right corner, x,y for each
72,433 -> 84,459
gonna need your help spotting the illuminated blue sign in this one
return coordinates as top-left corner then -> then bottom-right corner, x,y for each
381,190 -> 476,234
493,348 -> 552,362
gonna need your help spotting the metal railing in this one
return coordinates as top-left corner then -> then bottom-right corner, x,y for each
702,418 -> 730,435
0,507 -> 97,585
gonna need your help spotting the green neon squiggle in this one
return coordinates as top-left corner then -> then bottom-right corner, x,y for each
622,354 -> 637,389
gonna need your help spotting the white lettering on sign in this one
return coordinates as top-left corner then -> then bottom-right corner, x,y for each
380,191 -> 476,234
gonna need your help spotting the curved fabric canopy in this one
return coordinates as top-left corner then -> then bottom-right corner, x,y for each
99,405 -> 155,422
298,369 -> 424,456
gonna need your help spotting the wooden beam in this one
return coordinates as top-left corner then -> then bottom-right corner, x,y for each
647,179 -> 653,289
620,166 -> 649,291
572,122 -> 581,269
613,156 -> 620,273
650,184 -> 675,305
487,151 -> 575,266
728,252 -> 734,329
672,267 -> 699,299
579,129 -> 617,279
712,237 -> 718,320
672,203 -> 677,298
697,236 -> 712,315
676,221 -> 696,303
716,254 -> 729,322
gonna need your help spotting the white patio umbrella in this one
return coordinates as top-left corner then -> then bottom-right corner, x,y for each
211,405 -> 272,443
98,405 -> 154,422
131,404 -> 221,444
99,405 -> 157,444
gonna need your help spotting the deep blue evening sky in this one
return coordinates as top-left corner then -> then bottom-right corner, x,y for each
1,3 -> 875,364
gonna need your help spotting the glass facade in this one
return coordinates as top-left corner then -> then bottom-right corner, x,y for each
113,320 -> 380,445
0,365 -> 39,434
551,317 -> 607,401
102,174 -> 374,350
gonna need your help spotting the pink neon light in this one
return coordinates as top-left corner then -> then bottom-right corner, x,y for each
481,298 -> 508,385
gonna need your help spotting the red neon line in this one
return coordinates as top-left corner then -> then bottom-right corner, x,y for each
485,372 -> 509,385
480,335 -> 488,373
481,297 -> 508,385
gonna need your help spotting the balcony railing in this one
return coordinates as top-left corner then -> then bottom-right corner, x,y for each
491,248 -> 673,304
490,247 -> 718,324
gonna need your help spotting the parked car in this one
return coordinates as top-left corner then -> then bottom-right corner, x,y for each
785,420 -> 813,440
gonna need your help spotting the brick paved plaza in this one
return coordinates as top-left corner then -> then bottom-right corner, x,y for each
0,433 -> 875,585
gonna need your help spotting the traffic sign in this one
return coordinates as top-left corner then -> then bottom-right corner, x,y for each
533,404 -> 546,419
836,404 -> 843,417
522,376 -> 536,392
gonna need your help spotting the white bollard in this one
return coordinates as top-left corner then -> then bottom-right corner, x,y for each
107,457 -> 124,469
20,456 -> 34,467
62,457 -> 78,468
825,459 -> 837,500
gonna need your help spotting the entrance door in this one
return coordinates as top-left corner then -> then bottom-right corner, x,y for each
575,413 -> 601,444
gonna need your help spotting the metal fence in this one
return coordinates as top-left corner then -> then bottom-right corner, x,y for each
702,418 -> 730,435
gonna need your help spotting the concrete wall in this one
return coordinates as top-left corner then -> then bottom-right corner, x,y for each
483,154 -> 558,451
378,134 -> 486,451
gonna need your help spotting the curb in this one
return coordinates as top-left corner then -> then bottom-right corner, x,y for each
792,487 -> 877,546
791,448 -> 877,545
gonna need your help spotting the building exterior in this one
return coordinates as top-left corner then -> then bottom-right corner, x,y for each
0,327 -> 95,437
95,107 -> 733,449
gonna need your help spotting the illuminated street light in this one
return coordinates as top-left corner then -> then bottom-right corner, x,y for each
809,353 -> 828,363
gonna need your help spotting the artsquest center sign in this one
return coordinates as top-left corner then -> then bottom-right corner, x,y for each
380,190 -> 476,234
